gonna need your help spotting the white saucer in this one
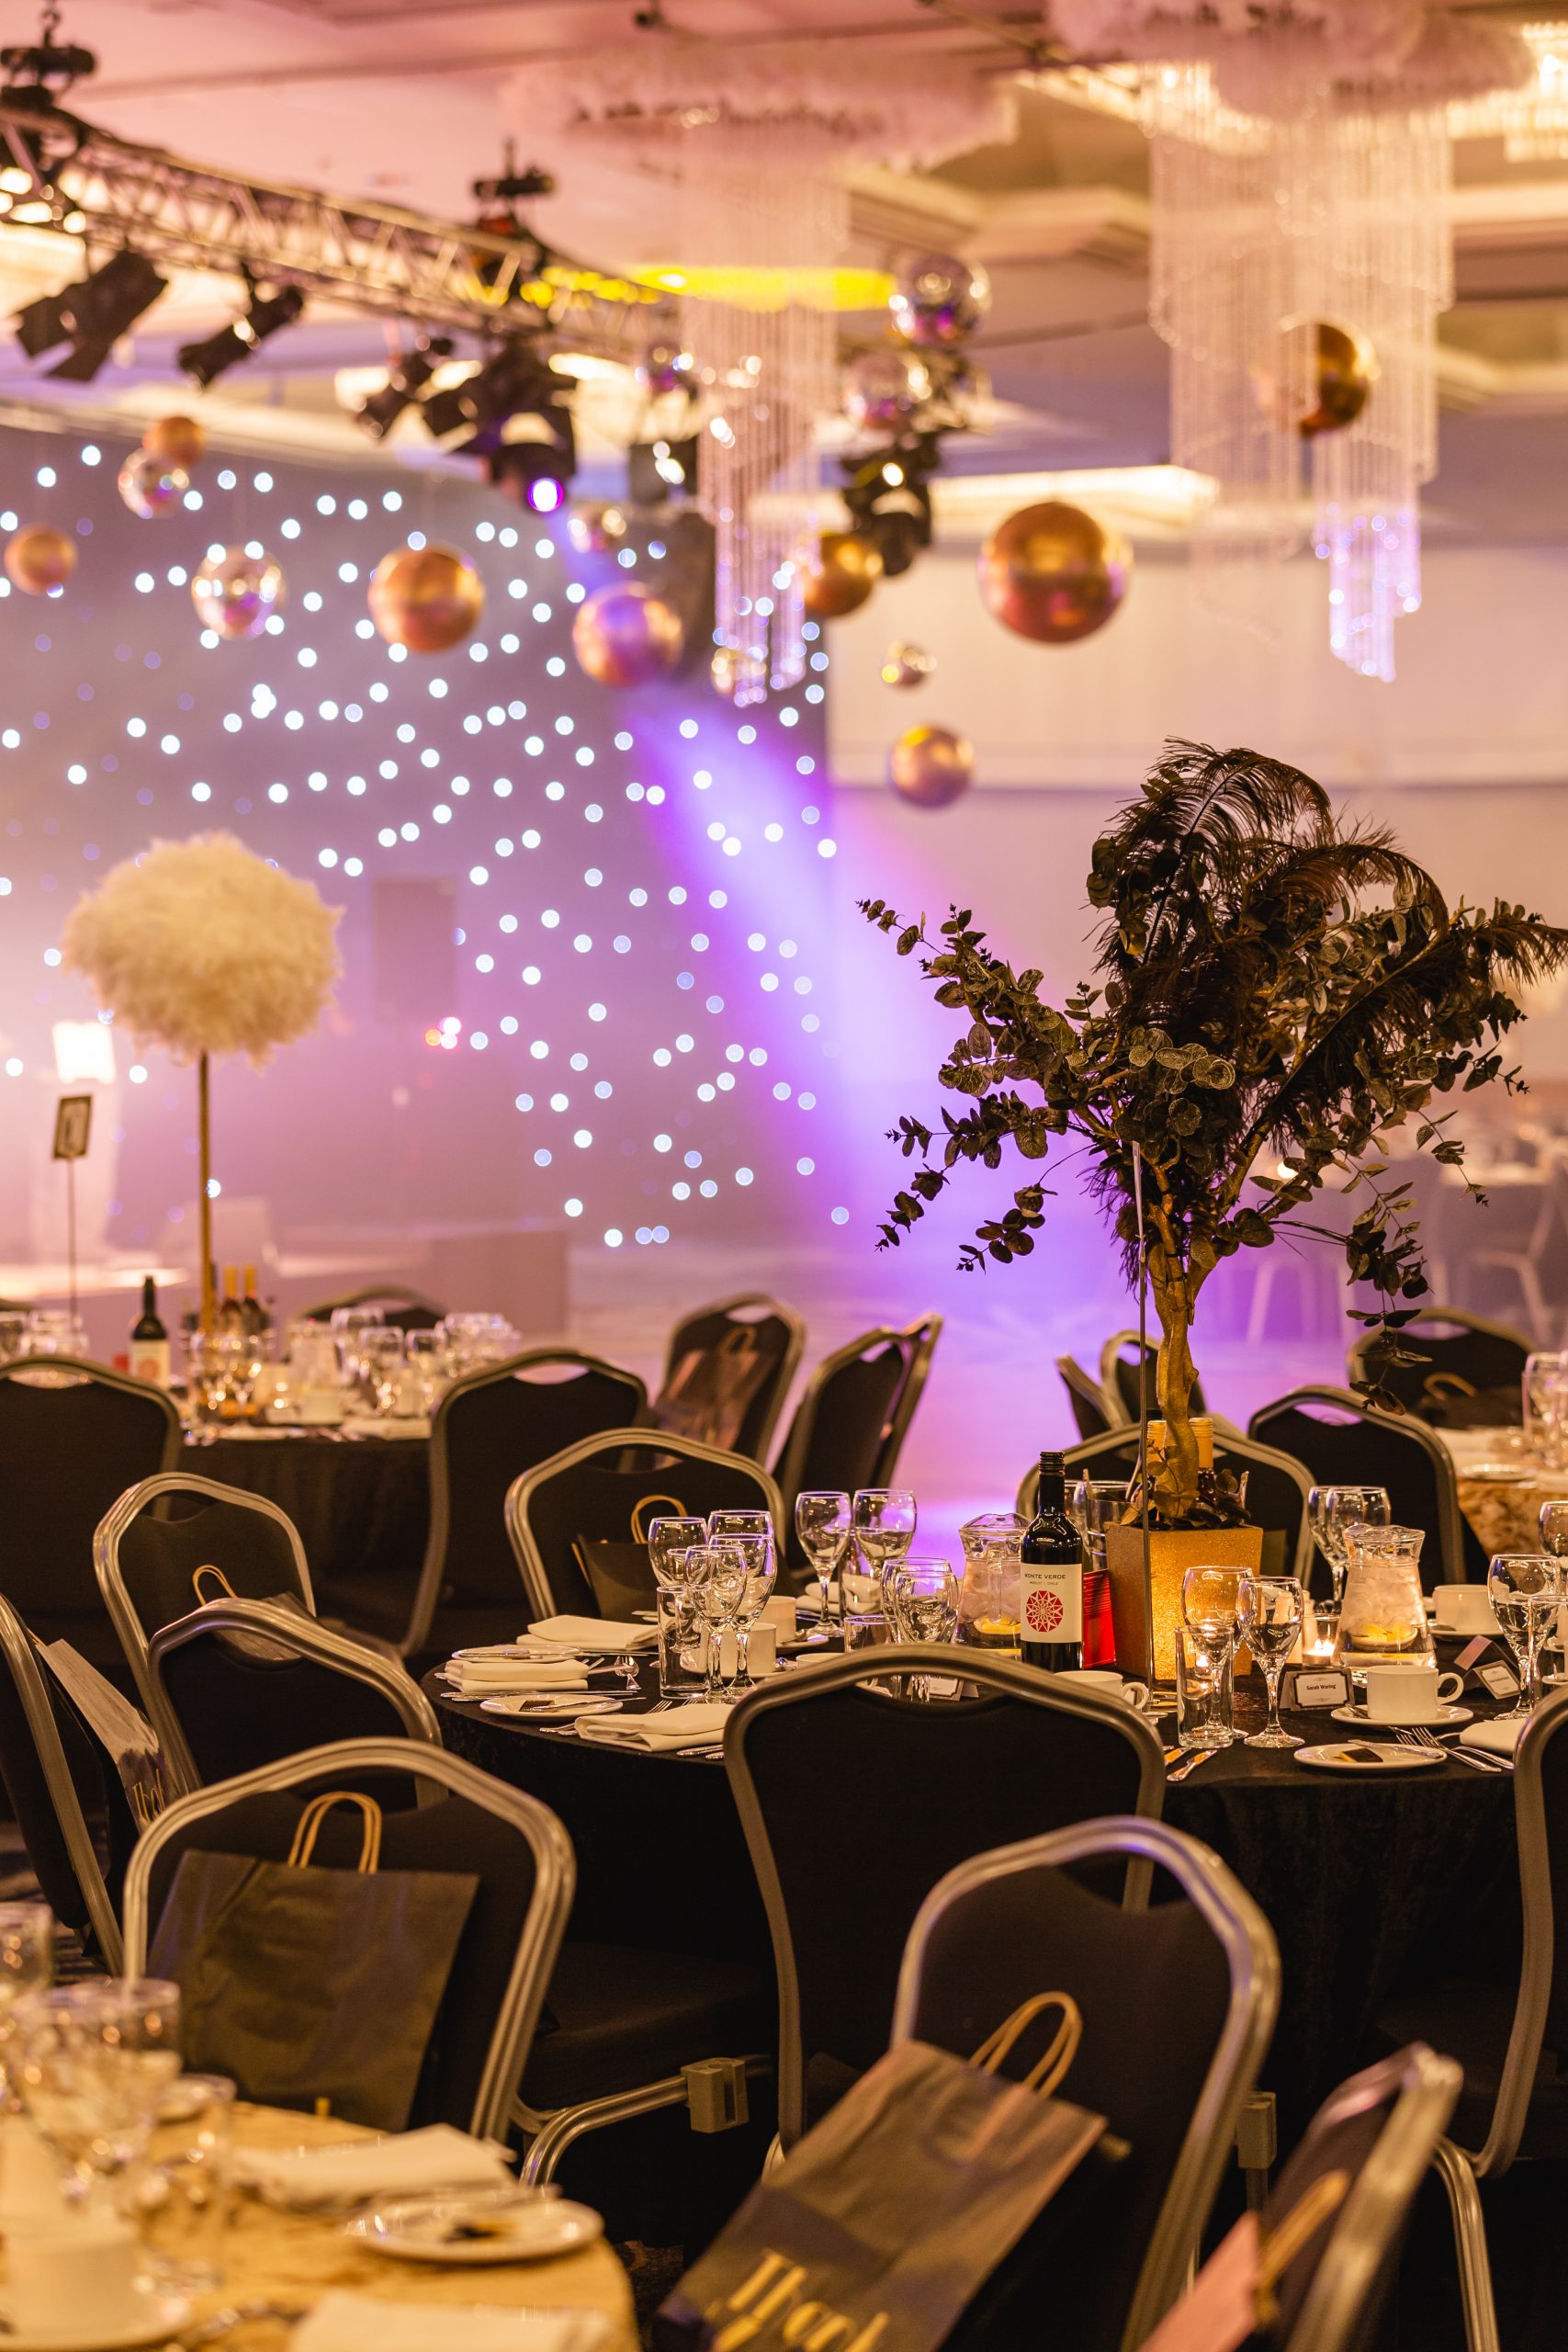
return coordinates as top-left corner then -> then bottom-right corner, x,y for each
1331,1702 -> 1472,1729
1459,1462 -> 1534,1484
1295,1742 -> 1444,1773
0,2296 -> 189,2351
345,2190 -> 604,2266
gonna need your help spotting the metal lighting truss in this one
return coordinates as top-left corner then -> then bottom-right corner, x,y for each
0,95 -> 660,354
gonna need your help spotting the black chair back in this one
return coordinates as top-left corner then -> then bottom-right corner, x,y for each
96,1475 -> 311,1711
657,1294 -> 805,1462
1346,1308 -> 1530,1425
0,1594 -> 127,1967
726,1648 -> 1166,2146
1056,1355 -> 1114,1441
0,1363 -> 180,1665
148,1600 -> 440,1796
123,1737 -> 574,2141
1248,1385 -> 1480,1584
1100,1331 -> 1211,1427
510,1431 -> 782,1618
408,1351 -> 648,1653
868,1313 -> 942,1489
892,1815 -> 1278,2351
773,1329 -> 914,1568
299,1286 -> 446,1333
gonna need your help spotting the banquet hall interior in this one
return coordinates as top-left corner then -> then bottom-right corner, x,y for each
4,0 -> 1568,2347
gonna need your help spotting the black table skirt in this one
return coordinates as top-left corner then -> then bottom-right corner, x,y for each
188,1431 -> 429,1617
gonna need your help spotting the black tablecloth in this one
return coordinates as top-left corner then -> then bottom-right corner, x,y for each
186,1430 -> 429,1617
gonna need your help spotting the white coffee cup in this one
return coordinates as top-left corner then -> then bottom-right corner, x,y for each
1363,1665 -> 1465,1723
761,1597 -> 798,1641
1431,1584 -> 1500,1637
1057,1667 -> 1153,1713
747,1623 -> 779,1675
4,2219 -> 141,2336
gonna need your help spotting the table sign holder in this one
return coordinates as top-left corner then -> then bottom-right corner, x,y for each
51,1091 -> 92,1326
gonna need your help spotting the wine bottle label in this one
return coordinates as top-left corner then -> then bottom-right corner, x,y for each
131,1341 -> 171,1389
1021,1563 -> 1083,1644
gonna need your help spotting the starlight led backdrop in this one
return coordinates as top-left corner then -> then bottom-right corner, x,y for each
0,427 -> 840,1270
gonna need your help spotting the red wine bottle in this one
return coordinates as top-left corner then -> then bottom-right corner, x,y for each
1021,1450 -> 1085,1673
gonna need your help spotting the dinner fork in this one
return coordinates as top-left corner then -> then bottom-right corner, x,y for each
1395,1726 -> 1507,1772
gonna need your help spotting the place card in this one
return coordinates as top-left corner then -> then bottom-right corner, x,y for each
1475,1659 -> 1520,1701
1282,1667 -> 1349,1711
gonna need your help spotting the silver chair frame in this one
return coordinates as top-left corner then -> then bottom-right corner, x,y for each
0,1593 -> 123,1970
296,1283 -> 446,1323
1247,1384 -> 1471,1582
506,1426 -> 784,1621
1282,2044 -> 1461,2352
0,1354 -> 180,1468
727,1645 -> 1167,2151
402,1349 -> 649,1655
868,1313 -> 943,1490
122,1736 -> 574,2144
1345,1305 -> 1532,1401
660,1293 -> 806,1464
95,1472 -> 315,1718
892,1814 -> 1280,2352
146,1597 -> 441,1796
1019,1427 -> 1316,1581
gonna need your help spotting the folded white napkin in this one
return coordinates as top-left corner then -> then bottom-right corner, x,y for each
528,1616 -> 658,1652
574,1702 -> 731,1752
445,1660 -> 589,1695
1460,1716 -> 1528,1760
234,2124 -> 511,2210
294,2293 -> 614,2352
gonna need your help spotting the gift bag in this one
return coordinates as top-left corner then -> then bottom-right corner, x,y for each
654,1329 -> 773,1452
148,1789 -> 478,2132
573,1493 -> 682,1619
655,1995 -> 1125,2352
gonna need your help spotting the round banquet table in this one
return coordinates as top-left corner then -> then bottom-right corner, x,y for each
430,1662 -> 1521,2148
185,1427 -> 430,1619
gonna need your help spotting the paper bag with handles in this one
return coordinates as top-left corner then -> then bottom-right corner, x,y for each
654,1995 -> 1126,2352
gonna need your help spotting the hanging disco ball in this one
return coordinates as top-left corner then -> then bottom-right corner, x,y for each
1253,319 -> 1379,439
142,414 -> 207,469
118,449 -> 188,520
889,251 -> 991,350
880,641 -> 934,690
888,724 -> 974,809
4,524 -> 75,595
367,544 -> 485,653
566,502 -> 627,556
802,531 -> 883,621
977,501 -> 1131,645
842,348 -> 931,435
190,545 -> 286,640
636,340 -> 695,399
572,582 -> 685,687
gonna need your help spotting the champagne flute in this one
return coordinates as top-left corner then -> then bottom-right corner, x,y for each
1237,1575 -> 1305,1749
852,1489 -> 916,1612
1488,1553 -> 1562,1715
1308,1486 -> 1391,1607
795,1490 -> 852,1627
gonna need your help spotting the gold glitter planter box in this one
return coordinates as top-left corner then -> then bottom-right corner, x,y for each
1102,1521 -> 1263,1685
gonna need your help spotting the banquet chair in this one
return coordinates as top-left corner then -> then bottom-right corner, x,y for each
122,1736 -> 573,2141
892,1816 -> 1278,2351
1248,1385 -> 1483,1584
726,1647 -> 1166,2151
0,1593 -> 127,1971
1099,1331 -> 1211,1429
337,1350 -> 647,1661
1457,1161 -> 1568,1341
1057,1355 -> 1116,1441
867,1312 -> 942,1488
0,1361 -> 180,1677
1252,2045 -> 1461,2352
771,1327 -> 923,1577
297,1283 -> 446,1333
1365,1687 -> 1568,2352
1018,1428 -> 1314,1583
146,1598 -> 440,1799
95,1473 -> 313,1716
508,1427 -> 782,1620
654,1294 -> 805,1462
1345,1306 -> 1530,1426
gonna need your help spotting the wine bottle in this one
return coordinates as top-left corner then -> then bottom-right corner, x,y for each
130,1276 -> 170,1389
240,1264 -> 268,1340
218,1265 -> 243,1334
1021,1450 -> 1085,1673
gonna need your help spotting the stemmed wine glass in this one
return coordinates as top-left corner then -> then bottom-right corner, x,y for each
1539,1501 -> 1568,1684
1488,1553 -> 1562,1715
686,1546 -> 750,1702
0,1904 -> 52,2111
851,1489 -> 916,1613
1179,1566 -> 1244,1747
1524,1354 -> 1568,1467
795,1491 -> 852,1628
1308,1486 -> 1391,1607
885,1560 -> 960,1702
16,1979 -> 182,2211
723,1535 -> 777,1690
1237,1575 -> 1305,1749
646,1517 -> 708,1591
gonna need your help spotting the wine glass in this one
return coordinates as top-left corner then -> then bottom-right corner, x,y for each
795,1490 -> 852,1627
1069,1481 -> 1128,1577
686,1545 -> 750,1701
852,1489 -> 916,1611
1524,1353 -> 1568,1465
646,1517 -> 708,1590
17,1979 -> 182,2211
1308,1486 -> 1391,1607
708,1510 -> 774,1553
885,1559 -> 960,1701
1237,1575 -> 1305,1748
0,1904 -> 52,2110
1488,1553 -> 1562,1715
725,1536 -> 778,1690
1539,1502 -> 1568,1684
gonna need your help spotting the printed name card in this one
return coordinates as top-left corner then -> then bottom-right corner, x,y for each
1282,1668 -> 1349,1711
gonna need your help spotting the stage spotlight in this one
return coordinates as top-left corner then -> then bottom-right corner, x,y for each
356,335 -> 453,440
15,248 -> 166,381
177,282 -> 305,388
422,335 -> 565,454
485,435 -> 576,514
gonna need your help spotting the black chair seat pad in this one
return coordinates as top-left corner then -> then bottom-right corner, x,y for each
1371,1978 -> 1568,2159
309,1568 -> 417,1648
524,1941 -> 771,2110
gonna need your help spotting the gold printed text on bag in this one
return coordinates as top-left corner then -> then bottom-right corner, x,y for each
711,2251 -> 890,2352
